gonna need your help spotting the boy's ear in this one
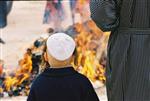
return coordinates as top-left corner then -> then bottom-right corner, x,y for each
44,52 -> 48,62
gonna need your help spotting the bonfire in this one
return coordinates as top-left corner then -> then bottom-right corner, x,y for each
72,21 -> 110,83
0,20 -> 110,97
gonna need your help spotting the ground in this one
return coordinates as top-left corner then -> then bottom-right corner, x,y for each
0,1 -> 107,101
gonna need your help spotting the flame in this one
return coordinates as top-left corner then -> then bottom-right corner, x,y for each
1,20 -> 110,95
73,20 -> 110,83
3,52 -> 32,91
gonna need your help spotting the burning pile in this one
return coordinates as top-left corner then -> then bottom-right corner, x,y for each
0,39 -> 46,97
0,50 -> 34,97
0,20 -> 109,97
71,21 -> 110,83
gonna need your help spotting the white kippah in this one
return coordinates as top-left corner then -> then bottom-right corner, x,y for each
46,33 -> 76,61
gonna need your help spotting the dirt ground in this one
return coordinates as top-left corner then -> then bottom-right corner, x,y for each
0,1 -> 107,101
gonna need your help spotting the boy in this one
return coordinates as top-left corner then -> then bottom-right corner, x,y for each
27,33 -> 99,101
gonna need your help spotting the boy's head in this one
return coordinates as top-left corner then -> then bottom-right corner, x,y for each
44,33 -> 76,68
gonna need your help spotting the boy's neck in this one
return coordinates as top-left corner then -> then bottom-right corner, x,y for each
48,59 -> 72,69
50,65 -> 72,69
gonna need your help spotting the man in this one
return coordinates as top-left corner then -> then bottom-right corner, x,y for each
90,0 -> 150,101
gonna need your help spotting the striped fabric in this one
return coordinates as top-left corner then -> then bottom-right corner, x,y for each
90,0 -> 150,100
106,0 -> 150,100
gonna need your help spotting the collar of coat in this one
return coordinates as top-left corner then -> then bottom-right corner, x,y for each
41,67 -> 77,77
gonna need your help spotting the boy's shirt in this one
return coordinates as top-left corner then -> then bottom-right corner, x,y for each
27,67 -> 99,101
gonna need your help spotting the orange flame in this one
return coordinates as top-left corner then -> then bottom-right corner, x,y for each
73,20 -> 110,83
4,52 -> 32,91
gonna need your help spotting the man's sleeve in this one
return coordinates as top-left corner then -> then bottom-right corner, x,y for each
90,0 -> 119,32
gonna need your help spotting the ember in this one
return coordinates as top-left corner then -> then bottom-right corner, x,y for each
0,20 -> 109,97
